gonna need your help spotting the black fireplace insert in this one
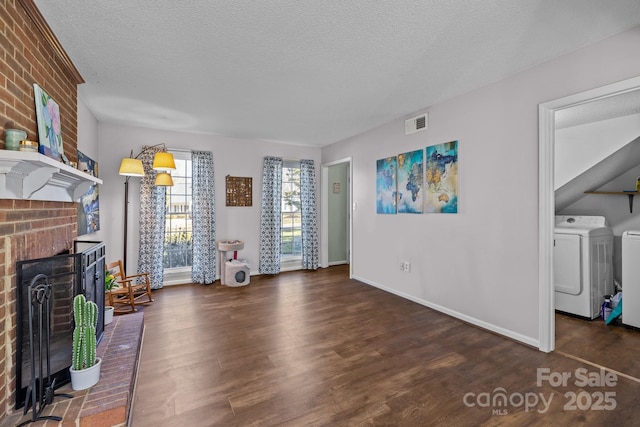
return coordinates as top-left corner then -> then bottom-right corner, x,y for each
15,241 -> 105,409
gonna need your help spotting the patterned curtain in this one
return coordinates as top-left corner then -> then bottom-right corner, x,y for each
138,146 -> 166,289
300,159 -> 319,270
259,156 -> 282,274
191,150 -> 216,284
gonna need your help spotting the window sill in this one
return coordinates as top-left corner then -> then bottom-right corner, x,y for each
163,268 -> 192,286
163,260 -> 305,284
281,257 -> 302,272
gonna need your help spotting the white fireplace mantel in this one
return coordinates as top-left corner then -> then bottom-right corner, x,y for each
0,150 -> 102,202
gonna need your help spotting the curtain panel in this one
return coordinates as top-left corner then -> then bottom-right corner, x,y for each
300,159 -> 319,270
191,150 -> 216,284
259,156 -> 283,274
138,146 -> 166,289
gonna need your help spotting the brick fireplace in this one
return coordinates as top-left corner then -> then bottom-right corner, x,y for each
0,0 -> 84,419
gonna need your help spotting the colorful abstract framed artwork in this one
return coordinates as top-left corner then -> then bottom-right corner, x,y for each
376,156 -> 397,214
425,140 -> 458,213
33,84 -> 64,160
396,149 -> 424,214
77,151 -> 100,235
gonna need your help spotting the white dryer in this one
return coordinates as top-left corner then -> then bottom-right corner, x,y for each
622,231 -> 640,328
554,215 -> 613,319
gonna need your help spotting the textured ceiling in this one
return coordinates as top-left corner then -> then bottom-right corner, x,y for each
33,0 -> 640,147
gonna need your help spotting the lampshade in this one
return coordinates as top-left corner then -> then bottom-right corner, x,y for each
152,152 -> 176,171
154,172 -> 174,186
119,158 -> 145,176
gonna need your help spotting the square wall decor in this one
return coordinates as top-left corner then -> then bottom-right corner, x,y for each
226,176 -> 252,206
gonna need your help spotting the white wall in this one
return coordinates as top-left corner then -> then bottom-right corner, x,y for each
555,113 -> 640,189
77,95 -> 99,161
76,96 -> 108,244
321,26 -> 640,346
97,123 -> 321,278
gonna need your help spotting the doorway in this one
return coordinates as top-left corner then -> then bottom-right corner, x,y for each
321,157 -> 353,277
538,75 -> 640,352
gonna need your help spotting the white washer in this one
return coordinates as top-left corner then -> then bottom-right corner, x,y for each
622,231 -> 640,328
554,215 -> 613,319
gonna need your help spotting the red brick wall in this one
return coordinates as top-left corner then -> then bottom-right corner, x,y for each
0,0 -> 80,418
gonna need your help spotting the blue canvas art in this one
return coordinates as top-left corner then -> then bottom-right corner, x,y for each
376,156 -> 397,214
77,151 -> 100,235
425,140 -> 458,213
397,149 -> 423,214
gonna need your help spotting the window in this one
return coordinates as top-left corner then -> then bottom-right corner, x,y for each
164,152 -> 192,270
281,160 -> 301,260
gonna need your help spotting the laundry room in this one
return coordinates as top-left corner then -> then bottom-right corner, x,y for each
554,89 -> 640,327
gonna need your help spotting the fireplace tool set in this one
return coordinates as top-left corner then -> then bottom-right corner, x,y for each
18,274 -> 72,426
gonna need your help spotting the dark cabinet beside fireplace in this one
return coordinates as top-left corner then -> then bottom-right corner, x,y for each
74,240 -> 106,339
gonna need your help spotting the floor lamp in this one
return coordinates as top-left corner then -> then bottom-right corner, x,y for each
119,144 -> 176,273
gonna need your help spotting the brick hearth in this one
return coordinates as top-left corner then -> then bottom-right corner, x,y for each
1,312 -> 144,427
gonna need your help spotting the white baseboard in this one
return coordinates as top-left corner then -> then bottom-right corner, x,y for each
352,275 -> 540,349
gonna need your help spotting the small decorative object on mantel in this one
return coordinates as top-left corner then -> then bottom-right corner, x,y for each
226,175 -> 252,206
3,128 -> 26,151
19,140 -> 39,152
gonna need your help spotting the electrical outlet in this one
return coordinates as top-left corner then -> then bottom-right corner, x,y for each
400,261 -> 405,271
403,261 -> 411,272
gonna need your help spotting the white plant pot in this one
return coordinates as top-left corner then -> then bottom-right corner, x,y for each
105,306 -> 114,325
70,357 -> 102,391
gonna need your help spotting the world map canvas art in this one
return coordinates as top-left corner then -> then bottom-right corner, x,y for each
425,140 -> 458,213
376,156 -> 397,214
396,149 -> 423,214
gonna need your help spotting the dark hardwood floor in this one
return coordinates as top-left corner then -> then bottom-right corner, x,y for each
555,310 -> 640,382
131,266 -> 640,426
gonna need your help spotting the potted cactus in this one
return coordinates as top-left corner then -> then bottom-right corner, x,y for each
69,294 -> 102,390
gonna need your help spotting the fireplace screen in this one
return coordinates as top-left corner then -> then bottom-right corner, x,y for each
16,254 -> 78,408
15,242 -> 105,409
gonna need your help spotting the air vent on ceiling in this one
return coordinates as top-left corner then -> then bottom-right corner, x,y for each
405,113 -> 428,135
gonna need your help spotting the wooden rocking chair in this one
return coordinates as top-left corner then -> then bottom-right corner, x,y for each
106,260 -> 154,314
